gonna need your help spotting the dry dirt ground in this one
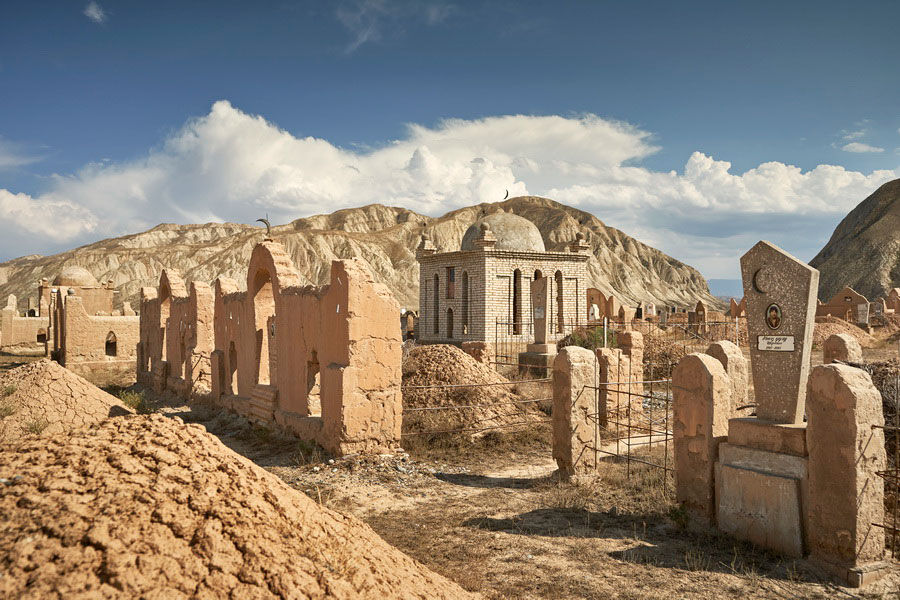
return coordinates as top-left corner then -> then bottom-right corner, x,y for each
131,384 -> 900,600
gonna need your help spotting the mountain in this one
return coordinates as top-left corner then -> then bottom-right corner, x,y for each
810,179 -> 900,301
0,196 -> 720,313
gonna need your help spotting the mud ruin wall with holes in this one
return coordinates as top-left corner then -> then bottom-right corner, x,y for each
416,213 -> 589,345
137,270 -> 214,398
0,295 -> 48,348
138,240 -> 403,456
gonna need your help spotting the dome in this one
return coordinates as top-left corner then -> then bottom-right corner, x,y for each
52,266 -> 100,287
460,212 -> 545,252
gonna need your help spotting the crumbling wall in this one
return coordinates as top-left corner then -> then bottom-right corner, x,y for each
61,295 -> 139,386
0,295 -> 49,349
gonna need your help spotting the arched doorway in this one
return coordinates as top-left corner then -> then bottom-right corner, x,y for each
555,271 -> 564,334
105,331 -> 117,357
461,271 -> 469,335
513,269 -> 522,335
252,270 -> 276,385
433,273 -> 440,334
227,341 -> 238,395
307,350 -> 321,416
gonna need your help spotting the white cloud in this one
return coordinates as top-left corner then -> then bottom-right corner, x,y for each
0,101 -> 897,277
0,138 -> 42,169
842,129 -> 866,141
336,0 -> 453,53
841,142 -> 885,153
83,1 -> 106,24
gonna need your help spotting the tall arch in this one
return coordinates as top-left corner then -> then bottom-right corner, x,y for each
446,308 -> 454,339
555,270 -> 564,334
534,269 -> 543,280
461,271 -> 469,335
227,341 -> 238,395
513,269 -> 522,335
252,269 -> 275,385
433,273 -> 440,335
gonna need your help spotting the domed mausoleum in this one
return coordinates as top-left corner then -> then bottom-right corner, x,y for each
416,208 -> 589,345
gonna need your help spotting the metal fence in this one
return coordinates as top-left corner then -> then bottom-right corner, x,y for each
493,317 -> 747,374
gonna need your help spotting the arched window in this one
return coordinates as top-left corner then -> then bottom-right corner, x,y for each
446,308 -> 454,339
513,269 -> 522,335
433,273 -> 440,335
461,271 -> 469,335
36,328 -> 47,344
105,331 -> 117,357
555,271 -> 564,334
534,269 -> 543,280
252,270 -> 275,385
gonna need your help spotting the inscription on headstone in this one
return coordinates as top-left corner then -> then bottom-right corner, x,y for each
857,303 -> 869,326
740,241 -> 819,424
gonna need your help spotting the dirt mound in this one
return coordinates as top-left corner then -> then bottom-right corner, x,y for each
0,359 -> 130,441
813,316 -> 876,348
402,345 -> 545,438
0,414 -> 475,599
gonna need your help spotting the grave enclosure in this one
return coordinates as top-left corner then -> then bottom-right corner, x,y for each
137,238 -> 403,456
671,241 -> 890,587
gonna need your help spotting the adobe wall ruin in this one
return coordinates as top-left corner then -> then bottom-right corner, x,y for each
0,294 -> 48,349
139,240 -> 403,456
137,270 -> 214,398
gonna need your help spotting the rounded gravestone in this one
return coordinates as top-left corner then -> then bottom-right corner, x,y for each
823,333 -> 862,365
460,212 -> 545,252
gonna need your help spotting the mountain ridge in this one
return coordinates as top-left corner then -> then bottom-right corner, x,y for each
810,179 -> 900,301
0,196 -> 721,313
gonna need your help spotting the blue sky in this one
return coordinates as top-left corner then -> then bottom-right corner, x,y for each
1,0 -> 898,278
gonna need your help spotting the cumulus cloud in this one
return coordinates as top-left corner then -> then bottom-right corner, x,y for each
841,142 -> 884,153
336,0 -> 453,52
0,101 -> 897,276
83,1 -> 106,24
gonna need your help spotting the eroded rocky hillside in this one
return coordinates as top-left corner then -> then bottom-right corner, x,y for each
810,179 -> 900,301
0,196 -> 719,311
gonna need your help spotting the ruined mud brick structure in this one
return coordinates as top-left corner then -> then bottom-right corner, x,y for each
139,240 -> 403,456
416,211 -> 589,345
550,332 -> 644,478
672,241 -> 889,587
816,285 -> 869,324
0,294 -> 48,349
2,266 -> 139,386
728,297 -> 746,318
586,287 -> 622,322
889,288 -> 900,312
137,270 -> 214,397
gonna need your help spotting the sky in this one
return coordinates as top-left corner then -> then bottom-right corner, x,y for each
1,1 -> 899,279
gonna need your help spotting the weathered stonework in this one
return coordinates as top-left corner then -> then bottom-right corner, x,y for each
823,333 -> 862,365
552,346 -> 599,478
806,364 -> 889,586
705,340 -> 749,407
672,353 -> 734,524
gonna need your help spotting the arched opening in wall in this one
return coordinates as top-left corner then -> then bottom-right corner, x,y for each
227,341 -> 237,395
513,269 -> 522,335
307,350 -> 321,417
433,273 -> 439,335
555,271 -> 564,334
27,309 -> 36,317
461,271 -> 469,335
105,331 -> 117,357
534,269 -> 543,280
252,270 -> 276,385
160,289 -> 171,362
36,328 -> 47,344
446,308 -> 454,339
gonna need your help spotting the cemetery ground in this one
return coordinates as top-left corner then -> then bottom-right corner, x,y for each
131,366 -> 898,600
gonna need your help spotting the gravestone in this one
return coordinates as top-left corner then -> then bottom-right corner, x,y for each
857,303 -> 869,326
740,241 -> 818,424
518,277 -> 555,375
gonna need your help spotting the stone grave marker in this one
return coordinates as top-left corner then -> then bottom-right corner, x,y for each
740,241 -> 819,423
